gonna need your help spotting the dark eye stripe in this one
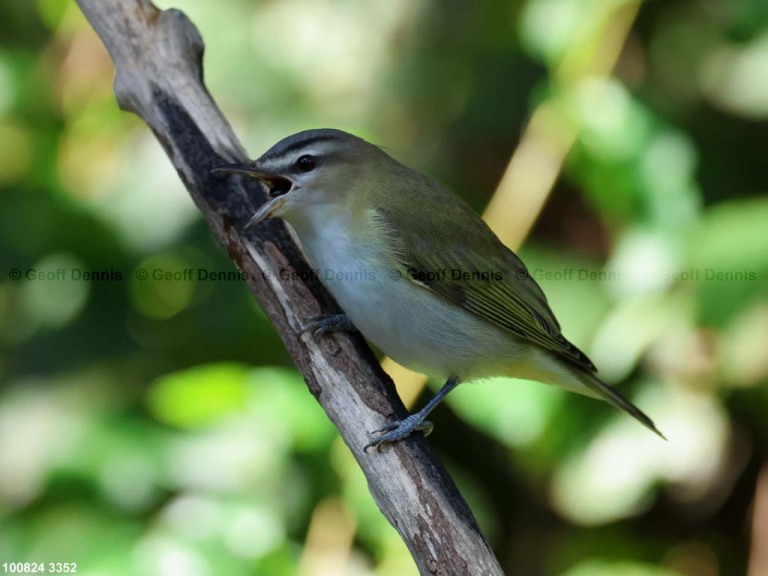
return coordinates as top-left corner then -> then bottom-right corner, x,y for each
265,135 -> 336,160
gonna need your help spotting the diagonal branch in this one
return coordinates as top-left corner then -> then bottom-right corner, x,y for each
74,1 -> 504,574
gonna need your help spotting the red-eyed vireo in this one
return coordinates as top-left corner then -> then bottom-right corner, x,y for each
212,129 -> 664,449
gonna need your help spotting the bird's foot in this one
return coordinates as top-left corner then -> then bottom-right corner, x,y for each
301,314 -> 356,338
364,414 -> 434,452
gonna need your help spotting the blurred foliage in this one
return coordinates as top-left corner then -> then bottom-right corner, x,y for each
0,0 -> 767,575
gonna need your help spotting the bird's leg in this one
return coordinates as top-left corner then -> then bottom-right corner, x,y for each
364,376 -> 461,451
301,314 -> 357,338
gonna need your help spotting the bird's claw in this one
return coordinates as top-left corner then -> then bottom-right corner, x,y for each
364,415 -> 434,452
301,314 -> 356,339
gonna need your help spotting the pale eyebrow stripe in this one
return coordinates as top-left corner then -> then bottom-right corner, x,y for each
264,134 -> 337,160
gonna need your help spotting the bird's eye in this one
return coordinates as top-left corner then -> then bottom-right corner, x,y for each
296,155 -> 316,172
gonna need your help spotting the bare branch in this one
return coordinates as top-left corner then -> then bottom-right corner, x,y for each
74,1 -> 504,574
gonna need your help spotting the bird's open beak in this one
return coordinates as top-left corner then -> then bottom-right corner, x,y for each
210,163 -> 293,229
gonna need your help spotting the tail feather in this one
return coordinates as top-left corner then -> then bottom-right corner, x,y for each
577,372 -> 666,440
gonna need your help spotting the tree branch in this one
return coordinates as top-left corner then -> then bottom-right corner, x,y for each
74,1 -> 504,574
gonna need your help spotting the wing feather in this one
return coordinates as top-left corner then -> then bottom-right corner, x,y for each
373,206 -> 596,372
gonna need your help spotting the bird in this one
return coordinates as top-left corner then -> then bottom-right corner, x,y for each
211,128 -> 664,450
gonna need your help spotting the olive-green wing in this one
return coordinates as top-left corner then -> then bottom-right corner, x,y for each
373,206 -> 596,372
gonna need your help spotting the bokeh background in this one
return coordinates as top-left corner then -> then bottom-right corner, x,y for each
1,0 -> 767,575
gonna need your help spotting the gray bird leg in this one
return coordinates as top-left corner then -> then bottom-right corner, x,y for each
301,314 -> 357,338
364,375 -> 461,451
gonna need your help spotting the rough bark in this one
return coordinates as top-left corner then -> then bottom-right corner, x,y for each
74,1 -> 504,574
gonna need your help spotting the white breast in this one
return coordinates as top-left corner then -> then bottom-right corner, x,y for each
288,206 -> 525,379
